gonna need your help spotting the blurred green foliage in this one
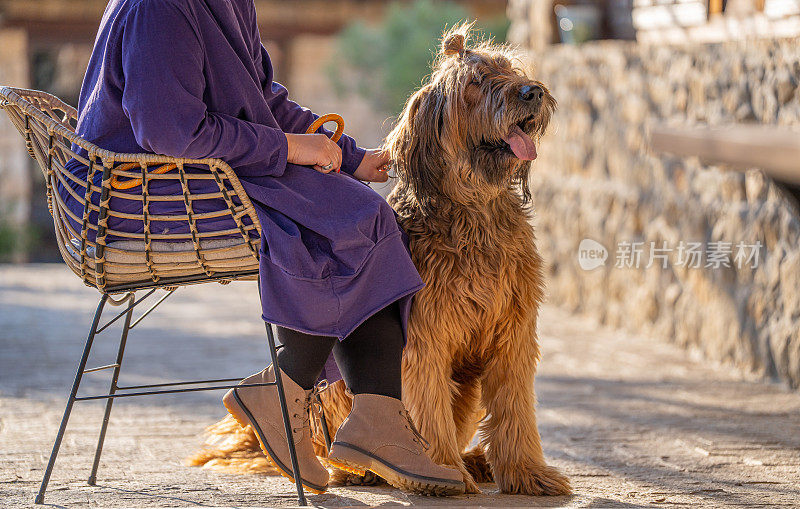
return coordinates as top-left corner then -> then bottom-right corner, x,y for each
0,220 -> 52,262
0,222 -> 27,262
327,0 -> 509,116
0,224 -> 15,260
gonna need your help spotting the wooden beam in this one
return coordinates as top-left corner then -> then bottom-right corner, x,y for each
0,0 -> 506,45
709,0 -> 724,16
0,0 -> 375,44
651,124 -> 800,185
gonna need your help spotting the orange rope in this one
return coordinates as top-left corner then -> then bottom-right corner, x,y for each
110,162 -> 177,190
110,114 -> 346,189
307,113 -> 344,142
306,114 -> 345,173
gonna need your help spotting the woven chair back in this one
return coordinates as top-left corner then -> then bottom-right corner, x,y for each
0,87 -> 262,293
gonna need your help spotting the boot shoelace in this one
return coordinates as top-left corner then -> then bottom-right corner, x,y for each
292,380 -> 328,435
400,409 -> 430,451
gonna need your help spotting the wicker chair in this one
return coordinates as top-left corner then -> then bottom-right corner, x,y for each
0,86 -> 324,506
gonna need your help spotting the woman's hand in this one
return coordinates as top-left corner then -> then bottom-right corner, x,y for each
353,149 -> 391,183
285,133 -> 342,173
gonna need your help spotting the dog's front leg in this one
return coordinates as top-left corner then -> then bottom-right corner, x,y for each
480,320 -> 571,496
402,332 -> 481,494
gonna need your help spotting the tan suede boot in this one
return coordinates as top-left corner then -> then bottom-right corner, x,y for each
328,394 -> 465,496
222,365 -> 329,493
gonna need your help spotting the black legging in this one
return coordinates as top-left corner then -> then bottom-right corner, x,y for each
275,302 -> 403,399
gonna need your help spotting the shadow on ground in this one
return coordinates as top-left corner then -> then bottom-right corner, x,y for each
2,265 -> 799,508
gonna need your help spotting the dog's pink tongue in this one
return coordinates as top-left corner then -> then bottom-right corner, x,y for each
503,125 -> 537,160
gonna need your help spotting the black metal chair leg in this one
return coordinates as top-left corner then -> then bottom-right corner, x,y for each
35,294 -> 110,505
36,286 -> 312,506
316,393 -> 333,451
88,293 -> 135,485
265,321 -> 307,507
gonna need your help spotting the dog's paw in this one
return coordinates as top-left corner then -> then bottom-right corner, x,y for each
462,472 -> 481,495
461,446 -> 493,483
452,463 -> 481,494
495,463 -> 571,496
329,467 -> 382,486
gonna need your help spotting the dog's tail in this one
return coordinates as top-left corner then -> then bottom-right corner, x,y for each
184,414 -> 280,474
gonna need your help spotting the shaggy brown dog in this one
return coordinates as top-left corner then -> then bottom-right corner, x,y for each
188,25 -> 569,496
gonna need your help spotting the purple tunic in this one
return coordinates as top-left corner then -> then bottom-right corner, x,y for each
60,0 -> 424,375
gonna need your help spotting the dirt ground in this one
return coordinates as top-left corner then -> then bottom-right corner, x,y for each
1,264 -> 798,508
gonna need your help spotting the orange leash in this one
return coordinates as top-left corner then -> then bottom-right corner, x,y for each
110,114 -> 346,189
305,113 -> 345,173
307,113 -> 345,143
109,162 -> 177,190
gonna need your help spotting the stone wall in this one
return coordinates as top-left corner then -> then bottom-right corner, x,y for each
524,38 -> 800,388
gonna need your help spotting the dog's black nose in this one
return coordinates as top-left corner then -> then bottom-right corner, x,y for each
519,85 -> 543,102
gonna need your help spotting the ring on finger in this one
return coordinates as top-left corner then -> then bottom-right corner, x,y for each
322,162 -> 334,171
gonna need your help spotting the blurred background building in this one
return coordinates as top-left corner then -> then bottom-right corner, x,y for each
511,0 -> 800,49
1,0 -> 799,388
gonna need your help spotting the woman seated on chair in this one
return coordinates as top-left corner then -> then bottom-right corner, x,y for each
58,0 -> 465,497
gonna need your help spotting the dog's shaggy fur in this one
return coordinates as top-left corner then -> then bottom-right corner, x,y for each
187,25 -> 569,496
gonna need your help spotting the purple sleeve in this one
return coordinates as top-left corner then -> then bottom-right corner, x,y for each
257,46 -> 366,176
120,1 -> 287,176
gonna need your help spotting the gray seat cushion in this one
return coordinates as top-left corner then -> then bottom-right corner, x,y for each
66,236 -> 259,285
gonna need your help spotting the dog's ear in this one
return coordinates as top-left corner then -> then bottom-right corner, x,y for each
441,22 -> 474,58
386,84 -> 447,216
442,33 -> 465,57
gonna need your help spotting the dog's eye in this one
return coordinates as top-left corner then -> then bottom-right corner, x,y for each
470,76 -> 482,86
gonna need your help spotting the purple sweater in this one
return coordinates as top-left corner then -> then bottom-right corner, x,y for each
61,0 -> 424,361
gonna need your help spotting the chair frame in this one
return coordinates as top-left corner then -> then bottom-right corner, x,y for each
0,86 -> 328,506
